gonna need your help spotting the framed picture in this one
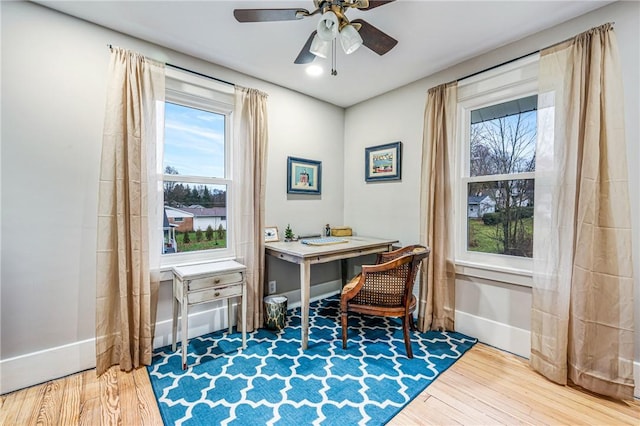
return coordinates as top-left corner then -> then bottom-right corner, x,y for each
365,141 -> 402,182
287,156 -> 321,194
264,226 -> 279,243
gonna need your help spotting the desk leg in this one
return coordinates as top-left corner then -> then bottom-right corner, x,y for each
241,284 -> 247,349
227,298 -> 233,335
300,261 -> 311,350
181,293 -> 189,370
171,294 -> 178,352
341,259 -> 349,285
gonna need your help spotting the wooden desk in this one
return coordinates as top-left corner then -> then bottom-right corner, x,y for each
265,236 -> 398,349
172,260 -> 247,369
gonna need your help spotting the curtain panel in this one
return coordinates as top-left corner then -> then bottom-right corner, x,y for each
233,86 -> 269,331
96,48 -> 165,376
531,23 -> 635,400
418,82 -> 457,332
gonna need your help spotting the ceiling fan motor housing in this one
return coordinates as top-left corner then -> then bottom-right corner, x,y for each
314,0 -> 370,10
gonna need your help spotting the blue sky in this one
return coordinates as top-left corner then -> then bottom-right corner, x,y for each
470,108 -> 537,176
163,102 -> 225,178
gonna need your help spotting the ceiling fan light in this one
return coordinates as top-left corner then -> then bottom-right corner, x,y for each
306,65 -> 323,76
310,34 -> 331,58
339,24 -> 363,54
316,11 -> 339,41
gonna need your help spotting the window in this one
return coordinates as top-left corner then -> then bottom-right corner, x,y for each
161,68 -> 234,264
456,55 -> 539,281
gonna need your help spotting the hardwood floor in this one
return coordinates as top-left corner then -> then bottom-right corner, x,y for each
0,367 -> 160,426
1,343 -> 638,425
390,344 -> 640,426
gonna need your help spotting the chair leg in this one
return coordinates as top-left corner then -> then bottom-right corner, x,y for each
341,312 -> 348,349
402,315 -> 413,358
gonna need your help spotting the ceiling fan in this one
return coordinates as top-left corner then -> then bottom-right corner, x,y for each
233,0 -> 398,65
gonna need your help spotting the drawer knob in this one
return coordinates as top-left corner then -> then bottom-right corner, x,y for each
214,292 -> 220,297
214,278 -> 221,284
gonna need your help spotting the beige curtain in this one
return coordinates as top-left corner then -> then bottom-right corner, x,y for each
417,82 -> 457,332
233,86 -> 269,331
531,23 -> 635,400
96,48 -> 164,376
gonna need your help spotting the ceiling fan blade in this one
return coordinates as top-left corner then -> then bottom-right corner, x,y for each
294,31 -> 318,64
358,0 -> 396,11
351,19 -> 398,55
233,8 -> 309,22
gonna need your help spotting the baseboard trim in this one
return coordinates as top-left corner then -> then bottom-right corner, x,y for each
279,279 -> 342,310
455,309 -> 531,358
152,302 -> 233,350
0,338 -> 96,395
3,297 -> 639,399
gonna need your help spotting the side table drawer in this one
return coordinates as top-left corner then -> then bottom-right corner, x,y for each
187,283 -> 243,304
188,272 -> 243,291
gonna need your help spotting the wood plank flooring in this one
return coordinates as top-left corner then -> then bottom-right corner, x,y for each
1,343 -> 638,425
389,344 -> 640,426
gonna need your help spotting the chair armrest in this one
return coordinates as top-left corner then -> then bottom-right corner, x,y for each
341,273 -> 364,304
377,244 -> 430,263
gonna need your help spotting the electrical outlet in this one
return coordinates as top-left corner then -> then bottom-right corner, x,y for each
268,280 -> 277,294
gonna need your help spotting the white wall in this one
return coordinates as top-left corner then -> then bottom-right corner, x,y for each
344,0 -> 639,392
0,1 -> 343,393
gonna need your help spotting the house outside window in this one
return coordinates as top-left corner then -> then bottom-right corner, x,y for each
455,55 -> 539,283
160,68 -> 234,264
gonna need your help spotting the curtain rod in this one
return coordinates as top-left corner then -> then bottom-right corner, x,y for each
456,21 -> 614,84
166,63 -> 235,87
106,44 -> 235,87
458,50 -> 539,83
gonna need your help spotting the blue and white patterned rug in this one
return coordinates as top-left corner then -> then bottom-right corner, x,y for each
147,297 -> 477,426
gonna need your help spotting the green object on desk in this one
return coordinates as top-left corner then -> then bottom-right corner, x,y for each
284,224 -> 294,240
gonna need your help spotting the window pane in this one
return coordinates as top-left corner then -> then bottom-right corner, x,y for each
470,95 -> 537,177
163,182 -> 227,254
163,102 -> 225,178
467,179 -> 534,257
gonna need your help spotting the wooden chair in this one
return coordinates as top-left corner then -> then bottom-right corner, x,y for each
340,245 -> 430,358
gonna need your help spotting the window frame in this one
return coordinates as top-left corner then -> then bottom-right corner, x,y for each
159,68 -> 235,270
454,55 -> 539,286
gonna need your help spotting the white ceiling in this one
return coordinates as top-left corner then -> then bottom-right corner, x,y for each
37,0 -> 610,108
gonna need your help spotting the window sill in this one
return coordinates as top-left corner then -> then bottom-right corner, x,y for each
455,260 -> 532,287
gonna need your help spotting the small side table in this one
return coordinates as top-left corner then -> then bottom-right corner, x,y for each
171,260 -> 247,369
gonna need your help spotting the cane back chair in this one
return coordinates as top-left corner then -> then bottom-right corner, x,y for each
340,245 -> 430,358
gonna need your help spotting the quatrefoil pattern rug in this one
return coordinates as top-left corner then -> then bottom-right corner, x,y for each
147,297 -> 477,426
